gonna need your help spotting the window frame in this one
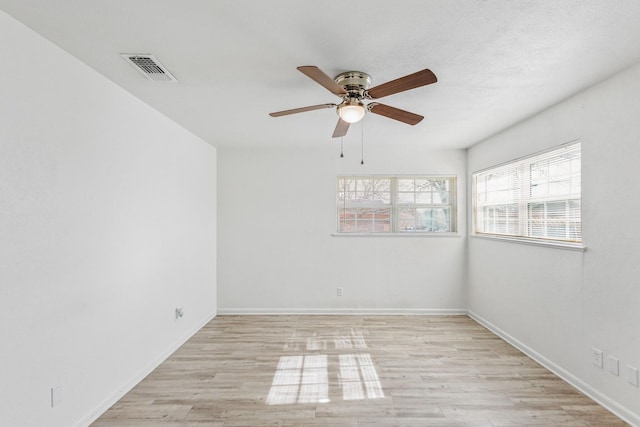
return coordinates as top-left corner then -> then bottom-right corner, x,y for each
471,141 -> 583,249
336,175 -> 458,236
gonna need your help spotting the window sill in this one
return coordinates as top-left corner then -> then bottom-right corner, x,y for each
471,234 -> 586,251
331,232 -> 461,238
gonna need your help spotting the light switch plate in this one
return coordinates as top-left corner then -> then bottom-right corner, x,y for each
51,384 -> 63,407
607,356 -> 619,376
627,366 -> 639,387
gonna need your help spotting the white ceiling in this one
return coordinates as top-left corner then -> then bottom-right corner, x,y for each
3,0 -> 640,149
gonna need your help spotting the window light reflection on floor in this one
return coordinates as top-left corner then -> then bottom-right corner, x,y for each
339,353 -> 384,400
266,355 -> 329,405
334,329 -> 367,350
266,352 -> 384,405
306,335 -> 327,351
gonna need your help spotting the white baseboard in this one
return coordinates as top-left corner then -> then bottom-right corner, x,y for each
75,310 -> 217,427
217,307 -> 467,315
467,310 -> 639,427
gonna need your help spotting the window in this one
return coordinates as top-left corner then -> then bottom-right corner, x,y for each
337,176 -> 457,234
472,142 -> 581,244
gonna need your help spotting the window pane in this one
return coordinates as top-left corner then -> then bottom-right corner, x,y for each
414,179 -> 430,190
530,161 -> 548,197
338,208 -> 356,233
339,178 -> 390,204
398,208 -> 416,231
373,207 -> 391,232
338,207 -> 390,233
479,167 -> 520,203
526,199 -> 581,241
529,202 -> 545,220
398,192 -> 414,204
430,179 -> 450,204
418,208 -> 450,232
373,179 -> 390,192
399,208 -> 450,232
355,208 -> 373,233
474,143 -> 581,243
529,220 -> 545,237
416,192 -> 432,204
355,218 -> 373,233
372,179 -> 391,203
374,192 -> 391,203
482,204 -> 518,235
397,179 -> 414,191
338,176 -> 456,234
549,180 -> 570,196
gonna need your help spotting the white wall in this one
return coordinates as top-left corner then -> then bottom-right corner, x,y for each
467,62 -> 640,424
5,4 -> 638,425
218,142 -> 466,313
0,11 -> 217,427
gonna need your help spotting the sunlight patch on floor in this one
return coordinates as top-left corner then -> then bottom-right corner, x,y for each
266,355 -> 329,405
339,353 -> 384,400
266,352 -> 383,405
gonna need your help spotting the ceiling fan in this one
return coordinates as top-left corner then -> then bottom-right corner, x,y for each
269,66 -> 437,138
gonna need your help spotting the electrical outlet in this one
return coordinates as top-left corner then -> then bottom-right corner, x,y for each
627,365 -> 639,387
336,287 -> 343,297
175,307 -> 184,320
607,356 -> 619,376
592,348 -> 603,368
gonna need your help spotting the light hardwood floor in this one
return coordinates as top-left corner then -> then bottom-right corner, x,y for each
92,315 -> 627,426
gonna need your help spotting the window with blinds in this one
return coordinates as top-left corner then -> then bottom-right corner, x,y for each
472,142 -> 581,244
337,176 -> 456,234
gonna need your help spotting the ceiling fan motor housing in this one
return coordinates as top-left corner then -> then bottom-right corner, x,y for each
334,71 -> 371,98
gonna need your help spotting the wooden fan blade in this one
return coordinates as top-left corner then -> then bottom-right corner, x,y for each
366,69 -> 437,99
332,118 -> 350,138
297,66 -> 347,96
269,103 -> 335,117
368,103 -> 424,125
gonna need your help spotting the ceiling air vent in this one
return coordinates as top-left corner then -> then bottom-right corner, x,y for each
121,54 -> 177,82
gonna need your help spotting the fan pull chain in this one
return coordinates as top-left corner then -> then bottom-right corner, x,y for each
360,120 -> 365,165
340,137 -> 344,158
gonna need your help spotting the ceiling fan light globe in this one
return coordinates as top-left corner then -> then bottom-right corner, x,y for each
338,103 -> 366,123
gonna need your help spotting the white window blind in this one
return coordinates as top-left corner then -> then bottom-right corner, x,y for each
337,176 -> 456,234
473,142 -> 581,243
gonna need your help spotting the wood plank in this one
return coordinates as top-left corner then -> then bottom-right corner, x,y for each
92,315 -> 629,426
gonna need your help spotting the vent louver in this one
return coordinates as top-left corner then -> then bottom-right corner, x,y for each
121,54 -> 177,82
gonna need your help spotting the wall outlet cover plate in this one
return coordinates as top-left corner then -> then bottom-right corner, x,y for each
592,348 -> 603,368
